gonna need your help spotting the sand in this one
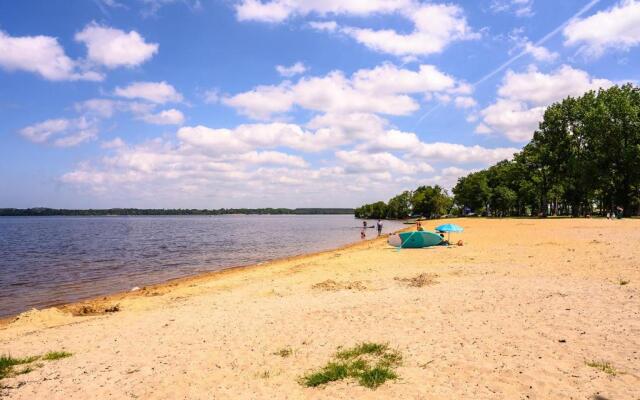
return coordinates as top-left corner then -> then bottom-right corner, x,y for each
1,218 -> 639,399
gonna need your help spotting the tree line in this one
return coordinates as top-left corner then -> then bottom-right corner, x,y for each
355,84 -> 640,219
0,208 -> 354,216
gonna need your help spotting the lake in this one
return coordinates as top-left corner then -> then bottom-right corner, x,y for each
0,215 -> 405,317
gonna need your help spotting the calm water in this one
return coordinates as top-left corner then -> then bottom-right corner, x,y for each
0,215 -> 404,317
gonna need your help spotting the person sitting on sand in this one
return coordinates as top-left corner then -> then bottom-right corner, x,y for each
416,221 -> 424,231
439,233 -> 449,245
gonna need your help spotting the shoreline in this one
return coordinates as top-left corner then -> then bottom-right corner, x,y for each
0,226 -> 409,325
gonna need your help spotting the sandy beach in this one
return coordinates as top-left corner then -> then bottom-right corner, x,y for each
1,218 -> 639,399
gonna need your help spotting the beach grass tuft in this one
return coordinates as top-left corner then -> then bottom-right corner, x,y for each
0,355 -> 40,379
274,347 -> 293,358
300,342 -> 401,389
358,366 -> 398,389
586,360 -> 617,375
1,351 -> 73,380
42,351 -> 72,361
335,342 -> 387,360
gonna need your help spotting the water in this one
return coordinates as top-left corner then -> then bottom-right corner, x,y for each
0,215 -> 404,317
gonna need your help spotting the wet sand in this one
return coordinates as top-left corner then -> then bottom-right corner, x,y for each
1,218 -> 639,399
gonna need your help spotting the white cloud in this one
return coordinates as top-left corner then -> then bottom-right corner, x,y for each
357,130 -> 518,165
276,62 -> 307,77
75,98 -> 118,118
75,22 -> 158,69
235,0 -> 412,22
75,97 -> 186,127
352,63 -> 456,94
336,150 -> 432,174
235,0 -> 292,22
224,63 -> 465,120
413,142 -> 518,164
523,42 -> 558,62
478,100 -> 545,142
140,109 -> 185,125
114,81 -> 183,104
478,65 -> 613,141
235,151 -> 308,167
235,1 -> 477,57
497,65 -> 612,106
563,0 -> 640,58
309,20 -> 338,32
490,0 -> 534,17
177,123 -> 341,154
454,96 -> 477,109
222,84 -> 294,119
342,3 -> 479,57
306,112 -> 388,139
0,31 -> 102,81
20,118 -> 98,147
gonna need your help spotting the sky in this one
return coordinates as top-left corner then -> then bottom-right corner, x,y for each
0,0 -> 639,209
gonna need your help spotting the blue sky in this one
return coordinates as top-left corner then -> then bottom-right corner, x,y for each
1,0 -> 638,208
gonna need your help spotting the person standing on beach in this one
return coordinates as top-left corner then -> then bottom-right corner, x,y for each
376,219 -> 383,236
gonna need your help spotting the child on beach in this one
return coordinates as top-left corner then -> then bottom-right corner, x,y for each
376,219 -> 383,236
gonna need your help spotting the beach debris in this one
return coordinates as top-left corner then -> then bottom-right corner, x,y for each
131,286 -> 141,292
66,302 -> 120,316
311,280 -> 366,291
300,342 -> 402,389
273,347 -> 293,358
394,273 -> 439,288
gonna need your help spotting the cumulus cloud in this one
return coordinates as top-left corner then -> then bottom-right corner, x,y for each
20,117 -> 98,147
114,81 -> 183,104
224,63 -> 465,119
523,42 -> 558,62
342,3 -> 479,57
75,22 -> 158,68
140,109 -> 185,125
276,62 -> 307,77
336,150 -> 433,174
477,65 -> 613,141
563,0 -> 640,58
177,123 -> 342,153
0,31 -> 102,81
235,1 -> 477,57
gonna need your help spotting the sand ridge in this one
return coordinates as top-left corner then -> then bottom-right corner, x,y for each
1,218 -> 639,399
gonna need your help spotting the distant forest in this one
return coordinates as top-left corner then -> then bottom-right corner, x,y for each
356,84 -> 640,219
0,208 -> 354,216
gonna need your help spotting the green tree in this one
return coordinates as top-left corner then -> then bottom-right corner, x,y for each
412,185 -> 452,219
